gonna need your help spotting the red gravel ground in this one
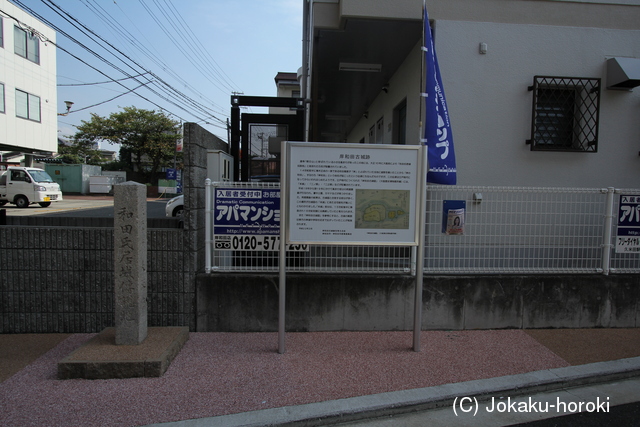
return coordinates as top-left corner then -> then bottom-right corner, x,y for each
0,331 -> 569,427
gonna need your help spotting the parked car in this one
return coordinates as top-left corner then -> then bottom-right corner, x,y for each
0,167 -> 63,208
165,195 -> 184,217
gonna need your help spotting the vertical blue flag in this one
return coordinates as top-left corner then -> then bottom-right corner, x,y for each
422,5 -> 456,185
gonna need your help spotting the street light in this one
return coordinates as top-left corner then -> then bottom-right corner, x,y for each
58,101 -> 74,116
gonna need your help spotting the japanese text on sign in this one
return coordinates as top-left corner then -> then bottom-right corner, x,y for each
213,187 -> 308,252
616,195 -> 640,253
286,143 -> 422,245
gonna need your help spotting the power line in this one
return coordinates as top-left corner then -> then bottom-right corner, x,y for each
23,0 -> 229,128
3,3 -> 224,131
57,72 -> 149,86
40,0 -> 223,122
69,82 -> 149,113
84,0 -> 229,117
160,0 -> 238,91
138,0 -> 238,95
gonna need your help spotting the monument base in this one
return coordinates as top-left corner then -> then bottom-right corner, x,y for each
58,327 -> 189,380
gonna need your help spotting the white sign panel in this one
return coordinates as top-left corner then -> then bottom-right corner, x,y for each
284,142 -> 424,245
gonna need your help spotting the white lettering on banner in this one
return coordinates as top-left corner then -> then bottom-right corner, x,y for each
216,205 -> 278,222
619,204 -> 640,223
436,112 -> 449,159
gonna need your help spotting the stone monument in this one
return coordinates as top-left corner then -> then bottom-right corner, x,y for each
114,181 -> 148,345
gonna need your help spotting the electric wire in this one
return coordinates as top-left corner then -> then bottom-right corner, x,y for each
84,0 -> 229,117
69,82 -> 149,113
4,1 -> 229,131
5,1 -> 192,122
137,0 -> 236,95
57,72 -> 149,86
25,0 -> 229,129
160,0 -> 238,91
0,0 -> 227,130
39,0 -> 225,125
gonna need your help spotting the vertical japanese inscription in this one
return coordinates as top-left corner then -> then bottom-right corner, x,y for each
114,182 -> 148,345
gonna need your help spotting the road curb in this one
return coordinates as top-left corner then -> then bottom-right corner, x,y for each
144,356 -> 640,427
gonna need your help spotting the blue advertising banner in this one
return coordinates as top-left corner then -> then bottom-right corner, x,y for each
213,187 -> 307,251
421,4 -> 457,185
214,188 -> 280,236
616,194 -> 640,253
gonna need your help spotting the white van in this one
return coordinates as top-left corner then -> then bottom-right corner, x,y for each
0,167 -> 63,208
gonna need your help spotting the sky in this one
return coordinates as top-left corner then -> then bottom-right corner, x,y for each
11,0 -> 303,149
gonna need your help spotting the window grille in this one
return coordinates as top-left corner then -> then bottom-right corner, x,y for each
527,76 -> 600,152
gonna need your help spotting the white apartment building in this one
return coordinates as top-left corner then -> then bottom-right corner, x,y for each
302,0 -> 640,188
0,0 -> 57,167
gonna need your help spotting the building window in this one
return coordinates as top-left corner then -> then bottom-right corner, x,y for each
528,76 -> 600,152
14,25 -> 40,64
0,83 -> 5,114
15,89 -> 41,122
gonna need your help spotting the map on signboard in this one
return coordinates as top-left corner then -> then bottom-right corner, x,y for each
355,189 -> 410,229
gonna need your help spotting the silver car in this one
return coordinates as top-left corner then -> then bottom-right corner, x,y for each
165,195 -> 184,217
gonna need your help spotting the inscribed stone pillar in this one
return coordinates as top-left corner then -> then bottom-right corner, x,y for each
114,182 -> 148,345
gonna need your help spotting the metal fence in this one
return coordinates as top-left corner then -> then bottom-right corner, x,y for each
205,183 -> 640,275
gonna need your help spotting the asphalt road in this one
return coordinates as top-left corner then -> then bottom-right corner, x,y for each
513,401 -> 640,427
1,198 -> 169,218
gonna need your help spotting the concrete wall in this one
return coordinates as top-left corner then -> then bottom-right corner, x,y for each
196,274 -> 640,332
182,122 -> 228,278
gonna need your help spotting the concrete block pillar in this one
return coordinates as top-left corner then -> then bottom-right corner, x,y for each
114,182 -> 148,345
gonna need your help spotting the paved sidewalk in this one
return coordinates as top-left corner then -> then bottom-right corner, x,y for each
1,329 -> 640,427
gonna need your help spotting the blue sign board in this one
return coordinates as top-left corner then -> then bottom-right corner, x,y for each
213,187 -> 308,252
616,195 -> 640,253
166,168 -> 177,180
213,188 -> 281,236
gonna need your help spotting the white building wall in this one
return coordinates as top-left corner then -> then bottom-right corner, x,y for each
348,42 -> 422,146
438,20 -> 640,188
0,0 -> 58,154
346,13 -> 640,188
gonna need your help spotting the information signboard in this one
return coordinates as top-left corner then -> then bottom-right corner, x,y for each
284,142 -> 424,246
616,194 -> 640,253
